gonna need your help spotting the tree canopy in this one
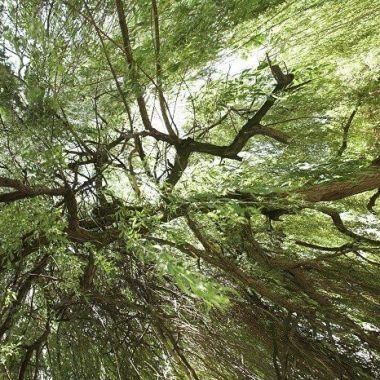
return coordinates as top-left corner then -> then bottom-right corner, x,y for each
0,0 -> 380,379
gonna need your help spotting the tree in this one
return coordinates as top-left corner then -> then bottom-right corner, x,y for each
0,0 -> 379,379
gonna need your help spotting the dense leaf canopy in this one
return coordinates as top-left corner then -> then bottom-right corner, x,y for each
0,0 -> 380,379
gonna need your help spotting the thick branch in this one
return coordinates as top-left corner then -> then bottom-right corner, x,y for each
188,124 -> 290,160
301,169 -> 380,202
0,176 -> 65,203
164,77 -> 293,186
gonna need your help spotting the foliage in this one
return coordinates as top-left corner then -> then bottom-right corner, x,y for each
0,0 -> 380,379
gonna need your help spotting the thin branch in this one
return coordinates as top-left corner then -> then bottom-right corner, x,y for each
114,0 -> 153,131
151,0 -> 177,137
367,188 -> 380,214
320,207 -> 380,246
337,108 -> 357,156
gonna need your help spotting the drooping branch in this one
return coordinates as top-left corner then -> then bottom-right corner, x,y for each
18,322 -> 50,380
0,255 -> 50,341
